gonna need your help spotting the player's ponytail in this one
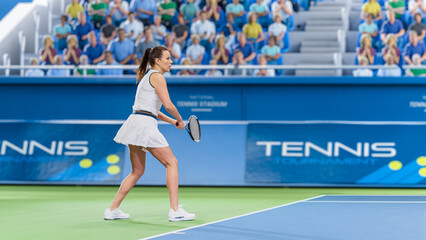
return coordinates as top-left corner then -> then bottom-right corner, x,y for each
137,48 -> 151,84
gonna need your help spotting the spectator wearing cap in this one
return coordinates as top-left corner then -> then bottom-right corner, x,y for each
131,0 -> 157,26
409,13 -> 426,40
190,11 -> 216,57
243,13 -> 265,50
179,0 -> 200,23
158,0 -> 177,30
100,15 -> 117,45
134,27 -> 160,57
226,0 -> 246,28
65,0 -> 84,20
360,0 -> 383,22
25,58 -> 45,77
88,0 -> 108,29
403,30 -> 426,65
109,28 -> 136,64
64,35 -> 82,65
53,15 -> 72,51
74,12 -> 94,49
172,14 -> 189,50
97,51 -> 123,75
47,55 -> 70,77
380,10 -> 405,46
83,32 -> 105,64
268,14 -> 287,49
119,11 -> 143,43
235,32 -> 256,63
109,0 -> 129,26
40,36 -> 58,65
186,34 -> 205,65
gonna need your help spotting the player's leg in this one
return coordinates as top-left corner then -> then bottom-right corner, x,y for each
110,144 -> 146,210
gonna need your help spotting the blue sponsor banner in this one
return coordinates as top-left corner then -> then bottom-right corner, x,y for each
0,122 -> 126,183
246,123 -> 426,185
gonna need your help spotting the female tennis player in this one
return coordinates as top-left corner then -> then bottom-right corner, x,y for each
104,46 -> 196,222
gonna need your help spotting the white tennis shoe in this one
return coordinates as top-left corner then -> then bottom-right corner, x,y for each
104,208 -> 130,220
168,206 -> 196,222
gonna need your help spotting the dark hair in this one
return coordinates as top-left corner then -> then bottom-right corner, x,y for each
106,15 -> 112,20
61,15 -> 68,21
128,11 -> 134,15
137,46 -> 168,83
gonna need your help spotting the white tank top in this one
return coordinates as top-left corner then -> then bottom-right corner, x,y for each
132,69 -> 163,116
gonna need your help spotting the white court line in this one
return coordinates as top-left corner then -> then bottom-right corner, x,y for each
306,201 -> 426,204
139,195 -> 325,240
316,195 -> 426,197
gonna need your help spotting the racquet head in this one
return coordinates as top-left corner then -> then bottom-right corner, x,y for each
186,115 -> 201,142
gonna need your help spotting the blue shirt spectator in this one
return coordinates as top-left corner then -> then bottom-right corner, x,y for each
109,28 -> 135,64
47,55 -> 70,77
403,31 -> 426,64
83,32 -> 105,64
131,0 -> 156,25
109,0 -> 129,26
97,51 -> 124,75
53,15 -> 72,51
235,33 -> 256,62
74,12 -> 94,49
380,10 -> 405,43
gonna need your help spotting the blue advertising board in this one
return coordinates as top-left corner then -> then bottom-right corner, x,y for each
246,122 -> 426,185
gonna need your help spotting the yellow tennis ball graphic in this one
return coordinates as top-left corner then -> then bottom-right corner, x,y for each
107,154 -> 120,164
419,168 -> 426,177
108,165 -> 121,175
416,156 -> 426,166
79,159 -> 93,168
388,161 -> 402,171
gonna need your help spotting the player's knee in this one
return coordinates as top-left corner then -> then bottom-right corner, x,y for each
132,167 -> 145,177
166,158 -> 178,168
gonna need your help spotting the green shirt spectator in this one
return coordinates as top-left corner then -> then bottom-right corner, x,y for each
386,0 -> 405,19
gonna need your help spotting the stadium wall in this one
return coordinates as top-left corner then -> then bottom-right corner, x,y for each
1,76 -> 426,187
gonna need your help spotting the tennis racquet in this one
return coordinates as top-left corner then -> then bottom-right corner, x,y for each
186,115 -> 201,142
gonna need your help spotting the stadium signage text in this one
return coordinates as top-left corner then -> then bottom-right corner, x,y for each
0,140 -> 89,156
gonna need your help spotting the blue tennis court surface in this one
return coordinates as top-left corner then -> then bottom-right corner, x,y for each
144,195 -> 426,240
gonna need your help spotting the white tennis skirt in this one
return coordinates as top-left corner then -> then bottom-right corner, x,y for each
114,114 -> 169,151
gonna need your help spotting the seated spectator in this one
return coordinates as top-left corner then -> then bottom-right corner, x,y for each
385,0 -> 406,24
65,0 -> 84,21
261,36 -> 281,64
164,33 -> 181,63
229,49 -> 250,75
75,12 -> 94,49
382,34 -> 401,64
172,14 -> 189,50
177,58 -> 196,75
353,56 -> 374,77
179,0 -> 200,23
380,10 -> 405,46
377,54 -> 402,76
97,50 -> 123,75
409,13 -> 426,40
53,15 -> 72,51
204,59 -> 223,76
186,34 -> 205,64
268,14 -> 287,48
75,55 -> 96,76
359,13 -> 378,39
253,55 -> 275,77
109,28 -> 136,64
190,11 -> 216,56
132,57 -> 141,75
83,32 -> 105,64
152,16 -> 167,43
218,13 -> 237,37
131,0 -> 156,26
88,0 -> 108,29
100,15 -> 117,45
243,13 -> 265,50
40,36 -> 58,65
358,34 -> 376,64
271,0 -> 293,27
203,0 -> 221,22
406,53 -> 426,76
235,32 -> 256,63
47,56 -> 70,77
361,0 -> 383,22
25,58 -> 44,77
119,11 -> 143,43
158,0 -> 177,30
212,35 -> 230,64
109,0 -> 129,26
409,0 -> 426,20
134,27 -> 160,57
226,0 -> 246,28
404,30 -> 426,64
63,35 -> 82,65
250,0 -> 270,29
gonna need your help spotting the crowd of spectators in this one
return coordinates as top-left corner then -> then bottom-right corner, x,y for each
354,0 -> 426,77
27,0 -> 295,77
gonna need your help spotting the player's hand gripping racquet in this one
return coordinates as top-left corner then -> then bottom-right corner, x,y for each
186,115 -> 201,142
